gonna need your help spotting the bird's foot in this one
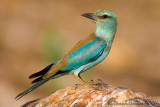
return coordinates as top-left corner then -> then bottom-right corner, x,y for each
82,80 -> 97,85
75,80 -> 97,87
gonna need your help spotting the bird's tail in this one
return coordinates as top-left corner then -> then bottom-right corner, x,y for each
15,79 -> 48,100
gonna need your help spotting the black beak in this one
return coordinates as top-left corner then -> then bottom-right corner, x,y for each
81,13 -> 95,20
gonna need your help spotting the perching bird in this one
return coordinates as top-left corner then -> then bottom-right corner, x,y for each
15,10 -> 117,100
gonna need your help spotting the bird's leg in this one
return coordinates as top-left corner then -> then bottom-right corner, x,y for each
73,74 -> 96,85
74,74 -> 85,84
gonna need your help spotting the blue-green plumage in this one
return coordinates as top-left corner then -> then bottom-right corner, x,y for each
15,10 -> 117,100
65,37 -> 106,71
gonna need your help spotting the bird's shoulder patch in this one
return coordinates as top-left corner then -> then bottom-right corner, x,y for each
68,34 -> 97,55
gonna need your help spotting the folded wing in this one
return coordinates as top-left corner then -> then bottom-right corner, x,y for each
42,34 -> 106,79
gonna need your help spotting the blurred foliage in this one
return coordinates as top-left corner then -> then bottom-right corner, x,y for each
42,26 -> 64,62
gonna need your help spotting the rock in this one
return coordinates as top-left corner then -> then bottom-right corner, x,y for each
22,79 -> 160,107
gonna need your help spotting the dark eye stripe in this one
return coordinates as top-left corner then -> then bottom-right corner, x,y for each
98,15 -> 110,19
103,15 -> 108,18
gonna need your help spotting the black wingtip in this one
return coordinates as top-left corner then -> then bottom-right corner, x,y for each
29,74 -> 38,79
29,63 -> 54,79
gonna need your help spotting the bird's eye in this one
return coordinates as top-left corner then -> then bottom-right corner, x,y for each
103,15 -> 108,19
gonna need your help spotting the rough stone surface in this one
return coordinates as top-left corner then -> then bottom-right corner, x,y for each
22,80 -> 160,107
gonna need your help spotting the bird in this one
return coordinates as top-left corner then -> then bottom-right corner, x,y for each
15,10 -> 118,100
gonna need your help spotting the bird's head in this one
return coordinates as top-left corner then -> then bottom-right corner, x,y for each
82,10 -> 116,22
82,10 -> 117,41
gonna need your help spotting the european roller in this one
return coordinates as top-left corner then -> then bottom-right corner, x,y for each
15,10 -> 117,100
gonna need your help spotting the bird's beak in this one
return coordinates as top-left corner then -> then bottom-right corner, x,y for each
81,13 -> 96,20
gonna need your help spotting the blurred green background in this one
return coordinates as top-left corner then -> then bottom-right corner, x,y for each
0,0 -> 160,106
